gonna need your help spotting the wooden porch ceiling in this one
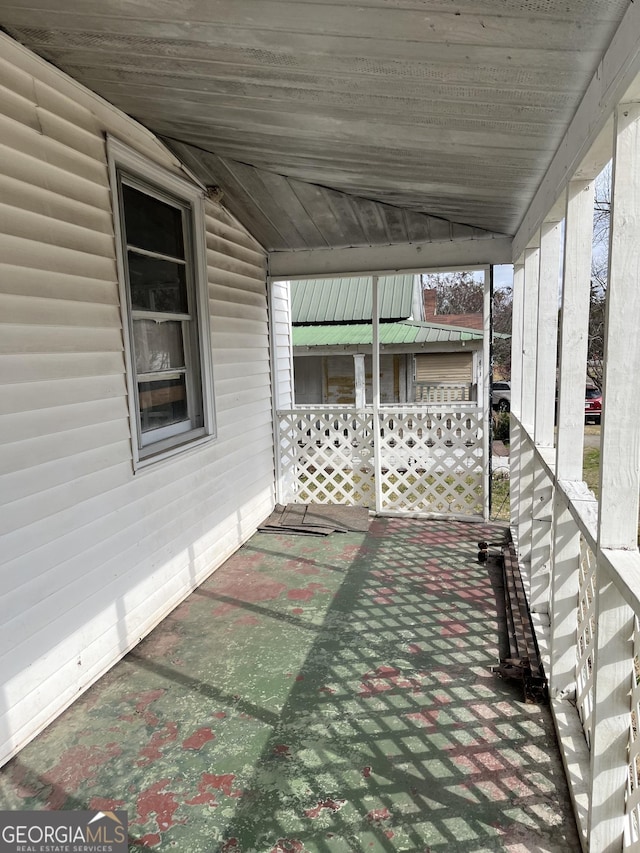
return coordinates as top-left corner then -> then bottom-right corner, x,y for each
0,0 -> 631,252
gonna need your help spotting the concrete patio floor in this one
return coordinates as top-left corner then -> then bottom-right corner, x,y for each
0,517 -> 580,852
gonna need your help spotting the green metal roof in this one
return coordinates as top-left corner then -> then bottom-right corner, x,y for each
291,275 -> 416,324
293,320 -> 484,348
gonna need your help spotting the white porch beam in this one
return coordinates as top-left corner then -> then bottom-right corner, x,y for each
268,237 -> 512,279
513,0 -> 640,261
555,179 -> 594,481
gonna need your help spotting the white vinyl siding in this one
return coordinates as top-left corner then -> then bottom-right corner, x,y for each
0,34 -> 273,766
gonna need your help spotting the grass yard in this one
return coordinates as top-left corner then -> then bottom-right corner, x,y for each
490,474 -> 511,521
583,447 -> 601,495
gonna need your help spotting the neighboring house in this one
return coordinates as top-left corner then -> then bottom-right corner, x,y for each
422,288 -> 484,331
291,276 -> 485,404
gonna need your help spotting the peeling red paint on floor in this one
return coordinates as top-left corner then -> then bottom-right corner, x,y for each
137,722 -> 178,765
367,807 -> 391,822
181,727 -> 215,750
89,796 -> 126,811
359,665 -> 422,697
270,840 -> 305,853
133,779 -> 184,834
233,614 -> 261,627
304,798 -> 346,818
439,619 -> 468,636
215,575 -> 287,603
0,518 -> 581,853
43,743 -> 122,808
120,689 -> 165,726
185,772 -> 242,805
287,582 -> 330,601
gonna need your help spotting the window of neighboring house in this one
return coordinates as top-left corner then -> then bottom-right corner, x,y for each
108,137 -> 215,466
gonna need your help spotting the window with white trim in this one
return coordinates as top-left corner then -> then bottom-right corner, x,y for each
108,138 -> 215,465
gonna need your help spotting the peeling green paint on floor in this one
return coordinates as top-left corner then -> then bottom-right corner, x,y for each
0,518 -> 580,852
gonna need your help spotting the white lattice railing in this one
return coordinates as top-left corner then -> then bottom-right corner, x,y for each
277,404 -> 485,516
626,618 -> 640,848
575,538 -> 597,748
378,407 -> 484,514
413,382 -> 475,403
515,424 -> 640,851
278,408 -> 375,506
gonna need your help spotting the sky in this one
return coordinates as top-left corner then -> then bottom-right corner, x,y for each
493,264 -> 513,290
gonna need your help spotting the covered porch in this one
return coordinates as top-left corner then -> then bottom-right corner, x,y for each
0,518 -> 578,852
3,0 -> 640,849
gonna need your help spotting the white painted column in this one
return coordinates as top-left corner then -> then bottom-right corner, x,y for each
549,180 -> 592,716
483,266 -> 491,520
535,220 -> 562,449
530,221 -> 563,613
588,102 -> 640,853
269,279 -> 295,504
509,260 -> 525,533
517,244 -> 540,572
354,354 -> 366,410
556,179 -> 594,480
372,276 -> 383,513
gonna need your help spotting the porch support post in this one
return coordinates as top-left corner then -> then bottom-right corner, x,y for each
535,220 -> 562,449
530,221 -> 562,613
517,243 -> 540,572
547,185 -> 589,839
556,178 -> 594,481
354,354 -> 366,410
509,260 -> 525,533
548,188 -> 577,674
483,265 -> 491,520
588,102 -> 640,853
372,276 -> 383,513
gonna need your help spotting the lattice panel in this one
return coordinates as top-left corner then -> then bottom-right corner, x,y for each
278,409 -> 375,506
575,538 -> 597,748
377,408 -> 484,515
625,617 -> 640,848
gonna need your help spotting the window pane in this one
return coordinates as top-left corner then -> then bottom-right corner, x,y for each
128,251 -> 188,313
133,319 -> 185,374
122,184 -> 185,259
138,377 -> 188,433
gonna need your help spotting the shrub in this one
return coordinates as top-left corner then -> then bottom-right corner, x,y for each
493,411 -> 510,443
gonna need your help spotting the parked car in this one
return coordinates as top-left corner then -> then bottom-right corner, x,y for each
585,386 -> 602,423
492,381 -> 511,412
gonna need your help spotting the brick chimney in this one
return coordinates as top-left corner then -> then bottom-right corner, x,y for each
423,288 -> 437,318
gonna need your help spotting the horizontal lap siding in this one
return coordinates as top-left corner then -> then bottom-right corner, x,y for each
0,35 -> 273,765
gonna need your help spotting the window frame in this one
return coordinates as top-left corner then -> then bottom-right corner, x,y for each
107,136 -> 216,469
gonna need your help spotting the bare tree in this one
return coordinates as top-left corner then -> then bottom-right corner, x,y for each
420,270 -> 512,378
588,163 -> 611,389
421,271 -> 483,314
